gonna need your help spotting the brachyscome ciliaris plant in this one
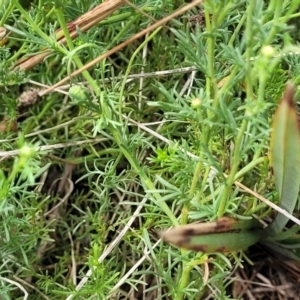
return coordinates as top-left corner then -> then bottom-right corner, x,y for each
162,83 -> 300,260
2,1 -> 300,300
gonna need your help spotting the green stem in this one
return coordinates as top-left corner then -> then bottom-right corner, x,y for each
217,119 -> 248,217
177,2 -> 219,298
187,126 -> 210,211
228,14 -> 246,47
205,6 -> 216,109
0,0 -> 14,26
54,2 -> 101,95
217,0 -> 257,217
8,43 -> 27,62
11,0 -> 64,51
37,7 -> 56,27
118,27 -> 162,122
110,14 -> 141,47
234,157 -> 266,181
264,1 -> 282,45
109,27 -> 177,225
119,144 -> 178,225
245,0 -> 255,97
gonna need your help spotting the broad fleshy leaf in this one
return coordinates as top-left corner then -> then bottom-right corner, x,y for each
267,83 -> 300,235
162,217 -> 263,253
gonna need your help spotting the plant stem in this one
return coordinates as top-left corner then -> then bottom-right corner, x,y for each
54,2 -> 101,95
217,0 -> 256,217
11,0 -> 65,51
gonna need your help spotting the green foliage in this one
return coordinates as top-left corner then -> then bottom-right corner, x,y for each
162,83 -> 300,259
2,0 -> 300,299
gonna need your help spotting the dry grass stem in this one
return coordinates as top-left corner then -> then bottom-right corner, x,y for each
14,0 -> 126,71
38,0 -> 204,96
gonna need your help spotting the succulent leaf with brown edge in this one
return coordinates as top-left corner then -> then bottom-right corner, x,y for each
161,217 -> 264,253
266,83 -> 300,236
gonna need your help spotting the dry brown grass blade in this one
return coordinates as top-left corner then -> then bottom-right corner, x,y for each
13,0 -> 126,71
38,0 -> 205,96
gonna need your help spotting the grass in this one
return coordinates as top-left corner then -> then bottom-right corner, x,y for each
1,0 -> 300,299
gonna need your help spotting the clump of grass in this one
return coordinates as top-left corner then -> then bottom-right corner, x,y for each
1,1 -> 300,299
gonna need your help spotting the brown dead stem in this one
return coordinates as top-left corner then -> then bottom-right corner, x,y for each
13,0 -> 126,71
